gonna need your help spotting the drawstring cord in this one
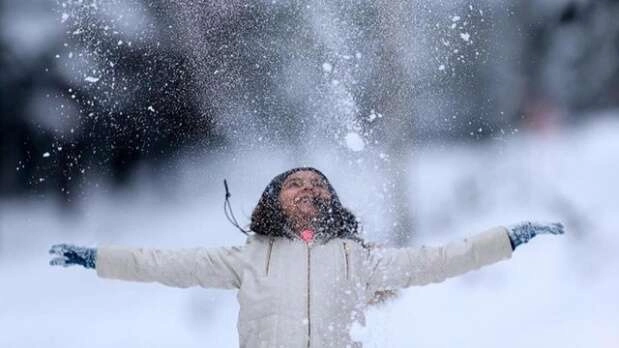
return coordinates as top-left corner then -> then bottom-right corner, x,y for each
224,179 -> 250,235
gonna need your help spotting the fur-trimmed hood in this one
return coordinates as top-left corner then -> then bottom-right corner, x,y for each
249,167 -> 361,243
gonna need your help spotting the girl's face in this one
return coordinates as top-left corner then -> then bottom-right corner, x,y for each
279,170 -> 332,225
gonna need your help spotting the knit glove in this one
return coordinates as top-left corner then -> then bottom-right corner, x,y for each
507,222 -> 565,250
49,244 -> 97,269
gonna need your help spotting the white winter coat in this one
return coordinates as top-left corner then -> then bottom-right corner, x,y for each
96,226 -> 513,348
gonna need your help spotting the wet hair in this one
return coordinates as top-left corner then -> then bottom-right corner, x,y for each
250,167 -> 362,242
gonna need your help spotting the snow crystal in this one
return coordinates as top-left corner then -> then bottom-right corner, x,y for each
451,15 -> 461,22
322,62 -> 333,73
460,33 -> 471,42
147,106 -> 155,112
367,110 -> 382,122
344,132 -> 365,152
85,76 -> 100,83
61,13 -> 69,23
42,152 -> 50,158
438,64 -> 445,71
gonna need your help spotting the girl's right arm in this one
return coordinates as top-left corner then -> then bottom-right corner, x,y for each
49,243 -> 245,289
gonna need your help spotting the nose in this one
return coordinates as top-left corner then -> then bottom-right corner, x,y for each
301,180 -> 318,191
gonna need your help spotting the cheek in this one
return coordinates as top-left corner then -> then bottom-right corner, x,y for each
319,190 -> 332,200
279,191 -> 295,210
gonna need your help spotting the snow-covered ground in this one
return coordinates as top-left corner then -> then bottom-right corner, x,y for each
1,115 -> 618,347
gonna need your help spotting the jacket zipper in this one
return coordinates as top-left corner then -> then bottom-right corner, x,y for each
306,243 -> 312,348
265,239 -> 274,276
343,241 -> 350,280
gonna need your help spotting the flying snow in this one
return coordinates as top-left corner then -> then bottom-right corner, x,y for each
344,132 -> 365,152
84,76 -> 100,83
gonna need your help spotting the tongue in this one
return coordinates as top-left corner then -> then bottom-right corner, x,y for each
300,229 -> 315,243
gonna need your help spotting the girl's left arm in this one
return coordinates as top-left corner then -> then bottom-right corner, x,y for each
365,222 -> 564,292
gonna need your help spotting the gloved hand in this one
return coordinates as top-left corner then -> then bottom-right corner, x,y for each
49,244 -> 97,269
507,221 -> 565,250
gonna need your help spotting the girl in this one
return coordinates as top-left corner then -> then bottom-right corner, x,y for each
50,167 -> 564,348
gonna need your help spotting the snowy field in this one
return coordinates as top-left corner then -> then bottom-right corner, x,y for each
1,115 -> 618,347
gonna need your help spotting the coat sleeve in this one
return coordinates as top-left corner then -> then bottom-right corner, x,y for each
95,245 -> 245,289
365,226 -> 513,292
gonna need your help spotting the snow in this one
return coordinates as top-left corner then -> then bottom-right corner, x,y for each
366,110 -> 382,123
2,0 -> 619,344
84,76 -> 100,83
344,132 -> 365,152
2,116 -> 618,347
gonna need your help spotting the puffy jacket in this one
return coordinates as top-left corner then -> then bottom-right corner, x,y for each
96,226 -> 513,348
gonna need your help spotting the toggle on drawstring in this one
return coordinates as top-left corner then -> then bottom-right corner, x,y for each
223,179 -> 250,235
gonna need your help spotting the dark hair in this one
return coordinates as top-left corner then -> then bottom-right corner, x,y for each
250,167 -> 362,242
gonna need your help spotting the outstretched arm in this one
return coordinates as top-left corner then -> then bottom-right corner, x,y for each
366,221 -> 564,293
49,244 -> 246,289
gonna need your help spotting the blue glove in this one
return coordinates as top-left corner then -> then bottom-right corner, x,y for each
49,244 -> 97,269
507,222 -> 565,250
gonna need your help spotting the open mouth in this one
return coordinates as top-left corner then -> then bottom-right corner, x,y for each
294,195 -> 329,212
296,196 -> 312,203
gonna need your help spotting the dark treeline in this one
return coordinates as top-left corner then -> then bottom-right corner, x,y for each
1,0 -> 618,203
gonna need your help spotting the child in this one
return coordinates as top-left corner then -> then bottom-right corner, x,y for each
50,167 -> 564,348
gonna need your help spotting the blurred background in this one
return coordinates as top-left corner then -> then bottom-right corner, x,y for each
1,0 -> 618,347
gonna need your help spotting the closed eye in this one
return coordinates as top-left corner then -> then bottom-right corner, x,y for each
312,180 -> 327,189
285,179 -> 302,188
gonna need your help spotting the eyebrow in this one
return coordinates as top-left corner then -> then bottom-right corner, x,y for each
284,177 -> 303,185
